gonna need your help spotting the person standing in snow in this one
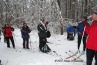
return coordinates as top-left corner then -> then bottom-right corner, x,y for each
21,23 -> 31,49
85,7 -> 97,65
66,26 -> 77,40
77,16 -> 90,54
37,20 -> 51,52
3,24 -> 15,48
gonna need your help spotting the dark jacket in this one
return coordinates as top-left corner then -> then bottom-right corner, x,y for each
37,23 -> 47,38
66,26 -> 76,37
77,21 -> 90,37
21,26 -> 31,39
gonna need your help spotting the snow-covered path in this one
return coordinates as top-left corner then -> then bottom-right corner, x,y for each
0,29 -> 87,65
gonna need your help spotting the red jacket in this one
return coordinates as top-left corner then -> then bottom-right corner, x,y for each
85,21 -> 97,51
4,27 -> 13,37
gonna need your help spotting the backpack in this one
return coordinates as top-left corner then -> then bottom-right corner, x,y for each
68,34 -> 74,40
46,31 -> 51,38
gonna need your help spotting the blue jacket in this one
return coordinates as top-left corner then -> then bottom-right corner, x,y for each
21,26 -> 31,39
66,26 -> 76,37
77,22 -> 90,37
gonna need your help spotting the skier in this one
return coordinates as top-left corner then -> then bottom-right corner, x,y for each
37,19 -> 51,53
3,24 -> 15,48
66,26 -> 77,40
77,16 -> 90,54
85,7 -> 97,65
21,23 -> 31,49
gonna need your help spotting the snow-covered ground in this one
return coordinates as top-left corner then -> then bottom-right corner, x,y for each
0,29 -> 88,65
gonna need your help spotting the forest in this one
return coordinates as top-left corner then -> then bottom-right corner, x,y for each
0,0 -> 97,34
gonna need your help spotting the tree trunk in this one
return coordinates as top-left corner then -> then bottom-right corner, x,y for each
60,24 -> 63,35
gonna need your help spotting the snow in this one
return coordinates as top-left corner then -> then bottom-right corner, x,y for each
0,29 -> 89,65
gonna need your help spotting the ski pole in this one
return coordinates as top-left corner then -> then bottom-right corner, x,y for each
69,50 -> 82,60
82,26 -> 86,38
65,52 -> 76,59
53,51 -> 63,60
69,50 -> 86,65
65,52 -> 77,65
29,37 -> 32,50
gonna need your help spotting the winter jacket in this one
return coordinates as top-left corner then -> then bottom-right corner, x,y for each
21,26 -> 31,39
3,27 -> 14,37
85,21 -> 97,51
77,21 -> 90,37
37,23 -> 47,38
66,26 -> 76,37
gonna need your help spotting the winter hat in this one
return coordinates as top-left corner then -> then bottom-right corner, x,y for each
82,16 -> 88,20
92,6 -> 97,15
23,22 -> 27,26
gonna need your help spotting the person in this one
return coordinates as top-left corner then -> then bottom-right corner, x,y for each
66,26 -> 77,40
21,23 -> 31,49
3,24 -> 15,48
37,20 -> 51,53
85,7 -> 97,65
77,16 -> 90,54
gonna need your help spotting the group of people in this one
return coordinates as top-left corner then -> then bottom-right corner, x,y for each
1,23 -> 31,49
0,7 -> 97,65
66,16 -> 90,55
0,20 -> 51,52
66,7 -> 97,65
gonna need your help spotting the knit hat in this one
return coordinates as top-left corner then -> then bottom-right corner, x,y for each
23,22 -> 27,26
82,16 -> 88,20
92,6 -> 97,15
